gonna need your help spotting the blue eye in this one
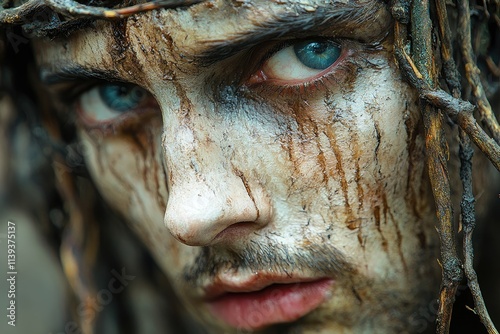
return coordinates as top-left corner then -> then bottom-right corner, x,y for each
99,84 -> 147,112
78,83 -> 153,124
258,39 -> 343,84
293,41 -> 341,70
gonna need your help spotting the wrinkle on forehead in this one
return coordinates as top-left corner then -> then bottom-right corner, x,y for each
159,0 -> 390,54
34,0 -> 389,78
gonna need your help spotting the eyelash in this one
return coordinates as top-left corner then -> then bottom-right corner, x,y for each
51,37 -> 372,133
244,39 -> 361,98
53,81 -> 159,136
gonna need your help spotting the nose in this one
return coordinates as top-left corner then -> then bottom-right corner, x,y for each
162,128 -> 270,246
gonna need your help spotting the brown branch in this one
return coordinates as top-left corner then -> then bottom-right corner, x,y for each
0,0 -> 44,24
460,128 -> 499,334
43,0 -> 204,19
422,89 -> 500,172
395,0 -> 468,333
454,1 -> 499,332
1,0 -> 205,26
396,1 -> 500,332
408,1 -> 463,331
394,42 -> 500,172
435,0 -> 461,97
424,112 -> 462,334
432,12 -> 486,331
485,56 -> 500,77
457,0 -> 500,144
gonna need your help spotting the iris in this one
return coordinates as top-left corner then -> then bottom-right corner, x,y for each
98,84 -> 146,112
293,41 -> 341,70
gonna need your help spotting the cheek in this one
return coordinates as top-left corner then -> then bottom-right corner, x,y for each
280,69 -> 435,267
222,67 -> 426,233
279,73 -> 417,211
79,127 -> 180,263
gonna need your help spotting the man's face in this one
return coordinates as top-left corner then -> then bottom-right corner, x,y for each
35,0 -> 440,332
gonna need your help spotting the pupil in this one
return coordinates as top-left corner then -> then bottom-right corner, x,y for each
117,86 -> 129,96
311,43 -> 327,55
293,40 -> 341,70
99,84 -> 146,112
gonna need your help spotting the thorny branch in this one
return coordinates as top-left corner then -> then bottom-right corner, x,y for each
422,89 -> 500,172
392,0 -> 499,333
0,0 -> 44,24
437,0 -> 498,332
44,0 -> 203,19
460,128 -> 499,334
407,1 -> 462,332
457,0 -> 500,144
0,0 -> 203,24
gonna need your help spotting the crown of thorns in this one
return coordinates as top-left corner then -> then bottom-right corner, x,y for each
0,0 -> 205,37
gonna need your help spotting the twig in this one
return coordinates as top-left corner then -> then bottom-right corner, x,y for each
393,0 -> 464,330
422,89 -> 500,172
457,0 -> 500,144
409,1 -> 463,331
485,56 -> 500,77
394,44 -> 500,172
395,1 -> 500,332
460,129 -> 499,334
0,0 -> 44,24
435,0 -> 461,97
44,0 -> 204,19
455,1 -> 499,333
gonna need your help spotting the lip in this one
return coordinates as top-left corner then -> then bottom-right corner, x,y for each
204,275 -> 334,330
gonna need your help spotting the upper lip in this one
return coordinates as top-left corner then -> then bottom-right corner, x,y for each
202,271 -> 325,300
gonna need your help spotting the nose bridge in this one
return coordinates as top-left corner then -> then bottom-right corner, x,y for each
161,115 -> 268,246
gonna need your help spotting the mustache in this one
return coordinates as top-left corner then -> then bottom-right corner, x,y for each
182,240 -> 355,285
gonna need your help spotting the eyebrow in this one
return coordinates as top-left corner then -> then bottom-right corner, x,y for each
195,1 -> 388,66
40,0 -> 387,83
40,65 -> 121,85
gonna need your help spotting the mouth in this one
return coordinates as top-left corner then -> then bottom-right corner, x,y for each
203,275 -> 334,330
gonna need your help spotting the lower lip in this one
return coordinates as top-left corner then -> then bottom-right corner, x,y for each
207,279 -> 333,330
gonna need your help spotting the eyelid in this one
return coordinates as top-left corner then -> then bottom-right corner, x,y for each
52,81 -> 159,135
47,79 -> 107,106
253,37 -> 340,71
245,38 -> 352,92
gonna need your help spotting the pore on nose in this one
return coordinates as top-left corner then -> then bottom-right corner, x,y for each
163,174 -> 269,246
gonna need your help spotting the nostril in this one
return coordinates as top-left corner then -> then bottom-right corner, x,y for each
163,175 -> 271,246
212,221 -> 261,243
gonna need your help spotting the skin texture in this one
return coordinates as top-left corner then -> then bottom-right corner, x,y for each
34,0 -> 442,332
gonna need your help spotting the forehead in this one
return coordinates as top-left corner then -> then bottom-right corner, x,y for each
35,0 -> 390,84
35,0 -> 390,60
